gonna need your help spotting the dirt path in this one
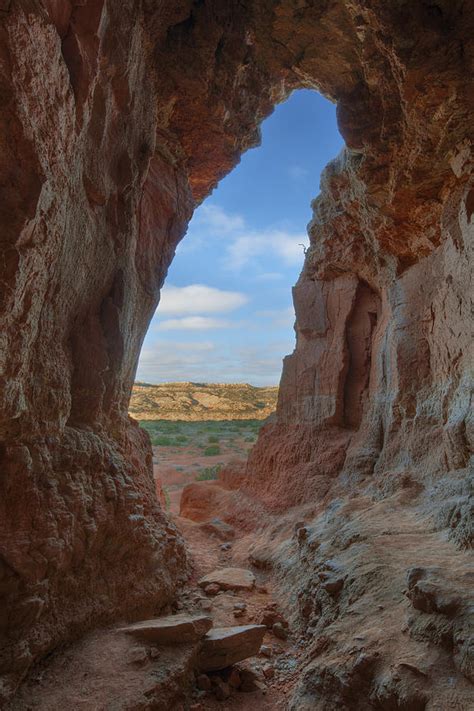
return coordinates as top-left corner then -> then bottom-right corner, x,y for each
173,513 -> 301,709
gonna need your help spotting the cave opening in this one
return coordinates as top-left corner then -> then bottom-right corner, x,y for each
132,88 -> 343,516
2,2 -> 472,707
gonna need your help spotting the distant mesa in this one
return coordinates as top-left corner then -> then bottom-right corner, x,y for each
129,382 -> 278,421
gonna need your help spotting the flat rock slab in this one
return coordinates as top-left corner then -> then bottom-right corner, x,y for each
198,567 -> 255,591
198,625 -> 266,672
119,614 -> 212,645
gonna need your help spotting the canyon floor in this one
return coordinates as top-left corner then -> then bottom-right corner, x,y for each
144,419 -> 262,514
10,417 -> 473,710
10,418 -> 300,710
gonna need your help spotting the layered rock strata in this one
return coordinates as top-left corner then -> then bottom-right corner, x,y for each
0,0 -> 473,706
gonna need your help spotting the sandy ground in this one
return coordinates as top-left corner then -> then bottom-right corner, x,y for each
153,437 -> 253,515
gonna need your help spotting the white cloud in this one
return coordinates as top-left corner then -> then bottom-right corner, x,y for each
179,203 -> 309,272
159,316 -> 233,331
194,204 -> 245,234
137,341 -> 216,380
158,284 -> 248,316
225,229 -> 308,270
256,307 -> 295,328
136,339 -> 293,386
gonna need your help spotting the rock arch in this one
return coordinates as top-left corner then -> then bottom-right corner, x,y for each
0,0 -> 472,703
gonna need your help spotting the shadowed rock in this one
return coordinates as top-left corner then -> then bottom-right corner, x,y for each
198,625 -> 266,671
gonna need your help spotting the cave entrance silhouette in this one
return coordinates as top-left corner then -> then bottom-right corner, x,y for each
133,88 -> 343,518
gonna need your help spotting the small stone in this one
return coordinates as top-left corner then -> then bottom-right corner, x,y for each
260,645 -> 273,658
272,622 -> 289,640
199,568 -> 255,592
322,577 -> 344,595
198,625 -> 266,672
213,678 -> 230,700
297,526 -> 309,544
249,547 -> 274,570
228,668 -> 241,689
261,607 -> 287,629
149,647 -> 160,659
126,646 -> 148,665
200,599 -> 212,611
204,583 -> 221,596
196,674 -> 211,691
238,666 -> 260,692
234,602 -> 247,611
220,543 -> 232,551
262,665 -> 275,679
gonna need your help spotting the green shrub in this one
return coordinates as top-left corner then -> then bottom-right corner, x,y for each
208,435 -> 219,443
203,445 -> 220,456
195,465 -> 221,481
152,435 -> 172,446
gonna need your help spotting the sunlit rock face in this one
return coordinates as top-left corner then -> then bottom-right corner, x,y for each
0,0 -> 472,705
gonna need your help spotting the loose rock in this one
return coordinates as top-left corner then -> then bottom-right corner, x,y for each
227,668 -> 242,689
198,625 -> 266,671
204,583 -> 221,596
199,568 -> 255,592
126,646 -> 148,666
119,614 -> 212,645
260,645 -> 273,658
272,622 -> 289,640
263,665 -> 275,679
213,678 -> 231,701
196,674 -> 211,691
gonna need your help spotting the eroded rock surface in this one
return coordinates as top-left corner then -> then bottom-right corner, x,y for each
1,0 -> 473,707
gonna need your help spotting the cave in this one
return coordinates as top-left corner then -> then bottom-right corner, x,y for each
0,1 -> 473,709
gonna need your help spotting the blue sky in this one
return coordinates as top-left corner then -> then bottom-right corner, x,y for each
137,89 -> 343,386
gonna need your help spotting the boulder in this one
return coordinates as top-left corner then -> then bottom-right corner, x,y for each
198,625 -> 266,671
180,482 -> 231,522
198,568 -> 255,592
119,614 -> 212,645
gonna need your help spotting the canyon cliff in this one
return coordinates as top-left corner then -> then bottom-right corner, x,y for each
0,0 -> 472,708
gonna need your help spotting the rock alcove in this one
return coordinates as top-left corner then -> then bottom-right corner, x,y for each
0,1 -> 473,708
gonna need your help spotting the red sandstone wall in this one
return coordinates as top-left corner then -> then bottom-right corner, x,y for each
0,0 -> 473,702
